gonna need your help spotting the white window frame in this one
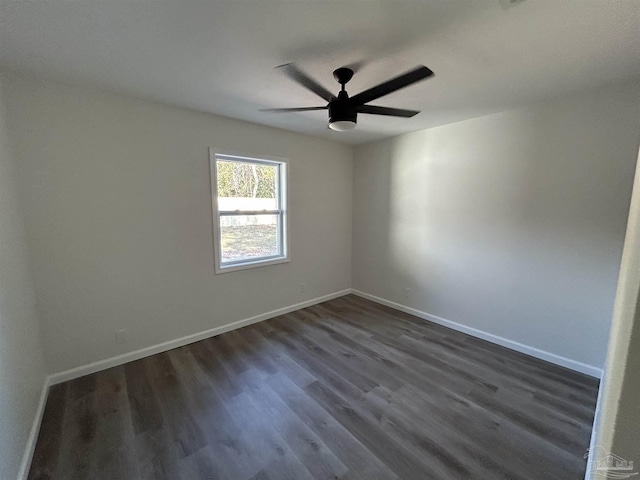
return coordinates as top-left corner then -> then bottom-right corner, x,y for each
209,148 -> 289,274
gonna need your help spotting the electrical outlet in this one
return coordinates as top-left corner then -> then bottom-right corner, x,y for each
404,287 -> 412,299
115,329 -> 127,344
300,283 -> 307,293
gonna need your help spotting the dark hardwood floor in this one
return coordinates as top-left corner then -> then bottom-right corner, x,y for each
28,295 -> 600,480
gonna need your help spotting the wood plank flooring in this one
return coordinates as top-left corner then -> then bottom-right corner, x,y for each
28,295 -> 600,480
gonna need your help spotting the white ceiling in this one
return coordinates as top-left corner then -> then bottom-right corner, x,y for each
1,1 -> 639,145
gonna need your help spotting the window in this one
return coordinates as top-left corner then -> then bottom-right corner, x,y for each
210,149 -> 288,273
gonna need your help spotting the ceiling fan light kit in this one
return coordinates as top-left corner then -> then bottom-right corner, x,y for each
329,120 -> 357,131
261,63 -> 434,132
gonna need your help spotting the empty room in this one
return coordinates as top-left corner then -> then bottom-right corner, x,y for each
1,1 -> 640,479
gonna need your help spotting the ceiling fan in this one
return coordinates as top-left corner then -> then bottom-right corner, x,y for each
261,63 -> 434,131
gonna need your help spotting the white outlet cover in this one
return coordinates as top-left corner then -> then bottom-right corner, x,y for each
115,329 -> 127,344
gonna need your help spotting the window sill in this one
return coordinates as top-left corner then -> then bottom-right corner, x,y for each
214,256 -> 290,274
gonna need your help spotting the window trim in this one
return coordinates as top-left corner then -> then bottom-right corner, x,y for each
209,148 -> 289,274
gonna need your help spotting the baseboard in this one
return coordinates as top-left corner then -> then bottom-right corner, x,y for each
17,376 -> 50,480
351,289 -> 603,379
48,289 -> 351,386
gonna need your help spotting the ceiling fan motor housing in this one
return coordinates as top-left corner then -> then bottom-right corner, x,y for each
329,91 -> 357,125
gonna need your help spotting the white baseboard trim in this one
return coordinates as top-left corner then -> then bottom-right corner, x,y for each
48,289 -> 351,386
351,289 -> 603,379
17,376 -> 50,480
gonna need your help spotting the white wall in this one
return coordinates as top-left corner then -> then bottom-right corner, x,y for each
0,76 -> 46,479
588,145 -> 640,478
352,80 -> 640,371
3,73 -> 352,374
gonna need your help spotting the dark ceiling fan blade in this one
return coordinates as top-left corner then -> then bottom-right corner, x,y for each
349,65 -> 433,106
357,105 -> 420,117
276,63 -> 335,102
260,106 -> 328,113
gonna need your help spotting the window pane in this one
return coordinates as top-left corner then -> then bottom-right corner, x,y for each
217,160 -> 278,210
220,214 -> 280,263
